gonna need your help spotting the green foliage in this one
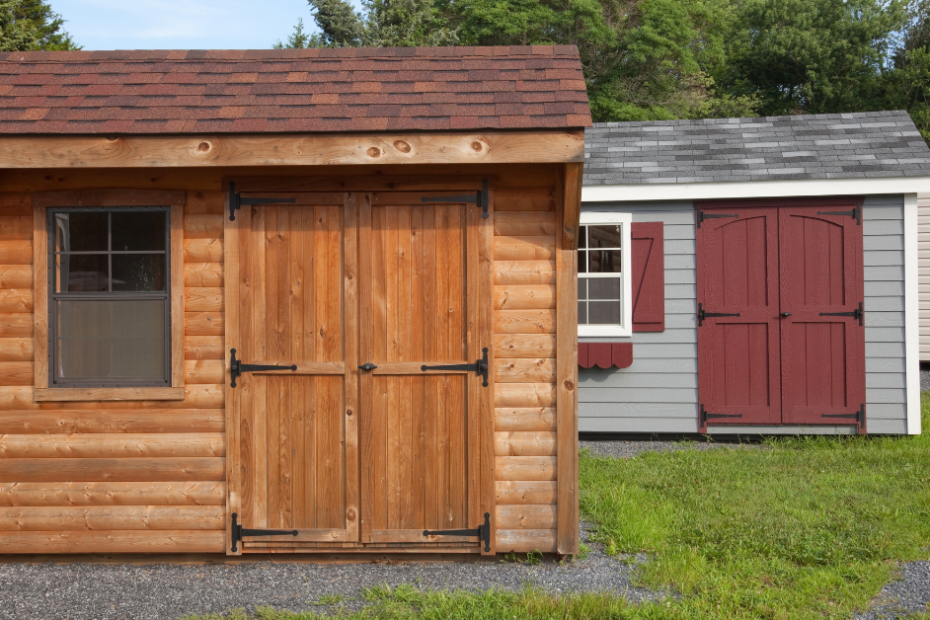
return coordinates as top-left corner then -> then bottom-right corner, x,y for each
0,0 -> 78,51
882,0 -> 930,143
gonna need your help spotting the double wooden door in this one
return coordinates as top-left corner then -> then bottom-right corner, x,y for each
225,187 -> 485,553
696,199 -> 866,431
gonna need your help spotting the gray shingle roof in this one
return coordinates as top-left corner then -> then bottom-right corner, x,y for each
584,110 -> 930,185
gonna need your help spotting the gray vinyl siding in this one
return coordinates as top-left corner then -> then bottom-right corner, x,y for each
863,195 -> 908,435
578,195 -> 909,436
579,201 -> 699,434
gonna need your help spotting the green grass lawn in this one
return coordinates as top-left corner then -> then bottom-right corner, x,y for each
186,397 -> 930,620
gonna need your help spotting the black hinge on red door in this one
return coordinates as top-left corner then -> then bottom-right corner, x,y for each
700,404 -> 742,425
697,303 -> 741,327
820,302 -> 864,326
696,204 -> 738,228
228,182 -> 296,221
423,512 -> 491,552
821,404 -> 865,425
421,179 -> 490,218
817,200 -> 862,225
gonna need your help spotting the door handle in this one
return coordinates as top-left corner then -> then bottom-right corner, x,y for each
781,312 -> 792,317
358,363 -> 378,371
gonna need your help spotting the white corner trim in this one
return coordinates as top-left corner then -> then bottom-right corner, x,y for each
582,177 -> 930,203
904,193 -> 921,435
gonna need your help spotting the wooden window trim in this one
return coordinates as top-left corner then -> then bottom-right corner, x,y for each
32,189 -> 185,401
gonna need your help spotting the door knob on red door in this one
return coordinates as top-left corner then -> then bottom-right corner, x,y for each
781,312 -> 792,317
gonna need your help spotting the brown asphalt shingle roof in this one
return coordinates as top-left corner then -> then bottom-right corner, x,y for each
0,46 -> 591,135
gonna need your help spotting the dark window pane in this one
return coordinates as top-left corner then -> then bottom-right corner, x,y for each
577,249 -> 587,274
112,254 -> 167,292
55,299 -> 167,382
589,225 -> 622,249
588,301 -> 622,324
578,225 -> 587,249
577,279 -> 587,301
112,211 -> 167,252
589,249 -> 622,273
578,301 -> 587,325
589,277 -> 623,300
58,254 -> 109,292
56,212 -> 108,252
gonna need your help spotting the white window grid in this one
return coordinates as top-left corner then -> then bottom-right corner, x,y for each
578,211 -> 632,338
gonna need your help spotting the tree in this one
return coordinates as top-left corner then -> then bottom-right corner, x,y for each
1,0 -> 78,52
882,0 -> 930,143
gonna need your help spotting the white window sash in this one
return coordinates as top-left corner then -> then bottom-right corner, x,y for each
578,211 -> 632,338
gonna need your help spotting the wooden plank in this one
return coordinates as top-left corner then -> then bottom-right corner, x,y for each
371,529 -> 473,544
185,312 -> 224,336
184,360 -> 225,385
0,240 -> 32,264
358,193 -> 374,543
0,482 -> 225,507
0,409 -> 224,434
0,338 -> 32,362
0,362 -> 32,386
494,334 -> 557,358
0,131 -> 585,168
0,530 -> 226,553
494,285 -> 556,310
184,263 -> 224,287
495,358 -> 557,383
0,314 -> 33,337
495,481 -> 558,505
223,185 -> 243,555
494,187 -> 554,212
494,261 -> 556,285
171,203 -> 185,389
496,504 -> 557,529
494,212 -> 557,237
479,181 -> 497,555
183,214 -> 223,240
495,456 -> 557,481
0,265 -> 32,288
32,205 -> 46,389
0,433 -> 226,459
185,191 -> 224,215
184,239 -> 223,262
494,383 -> 557,408
0,289 -> 32,313
343,193 -> 360,541
186,287 -> 225,316
0,458 -> 226,482
234,176 -> 485,194
371,362 -> 470,375
556,164 -> 579,555
495,407 -> 557,431
33,387 -> 186,402
466,195 -> 482,550
184,336 -> 224,360
494,432 -> 557,456
0,505 -> 225,531
31,189 -> 186,208
494,310 -> 556,334
0,386 -> 32,409
495,528 -> 557,553
0,216 -> 31,241
494,237 -> 555,260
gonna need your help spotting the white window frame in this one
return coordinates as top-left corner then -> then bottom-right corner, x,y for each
578,211 -> 633,338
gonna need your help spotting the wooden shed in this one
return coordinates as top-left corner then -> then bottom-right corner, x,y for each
580,111 -> 929,436
0,47 -> 589,556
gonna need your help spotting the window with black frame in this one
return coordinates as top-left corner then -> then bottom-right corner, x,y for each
49,208 -> 171,387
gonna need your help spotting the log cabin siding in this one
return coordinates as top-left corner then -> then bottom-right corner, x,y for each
0,189 -> 227,553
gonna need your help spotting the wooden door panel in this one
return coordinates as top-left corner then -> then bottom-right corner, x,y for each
779,206 -> 865,427
360,194 -> 480,546
232,198 -> 358,548
697,208 -> 781,428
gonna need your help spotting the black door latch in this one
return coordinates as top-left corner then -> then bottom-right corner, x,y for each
229,349 -> 298,387
420,348 -> 490,386
421,179 -> 490,218
424,512 -> 491,552
230,513 -> 298,552
697,303 -> 741,327
820,302 -> 864,326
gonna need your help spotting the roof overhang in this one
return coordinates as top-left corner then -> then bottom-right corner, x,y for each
582,176 -> 930,203
0,130 -> 585,168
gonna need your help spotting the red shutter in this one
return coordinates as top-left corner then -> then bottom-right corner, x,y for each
578,342 -> 633,369
631,222 -> 665,332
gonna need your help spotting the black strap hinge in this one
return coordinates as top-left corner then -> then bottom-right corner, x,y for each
420,348 -> 489,387
697,303 -> 741,327
229,349 -> 298,388
421,179 -> 489,218
696,204 -> 738,228
230,513 -> 298,552
701,404 -> 743,425
817,200 -> 862,225
228,182 -> 297,221
423,512 -> 491,552
821,404 -> 865,425
820,302 -> 864,326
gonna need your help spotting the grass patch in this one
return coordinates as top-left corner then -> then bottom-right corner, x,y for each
183,397 -> 930,620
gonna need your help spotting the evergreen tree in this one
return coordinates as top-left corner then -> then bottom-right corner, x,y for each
1,0 -> 78,52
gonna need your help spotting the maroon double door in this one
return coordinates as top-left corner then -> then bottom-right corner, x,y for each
696,198 -> 866,431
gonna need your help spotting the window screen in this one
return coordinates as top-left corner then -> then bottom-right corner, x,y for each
49,208 -> 171,386
577,223 -> 623,326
